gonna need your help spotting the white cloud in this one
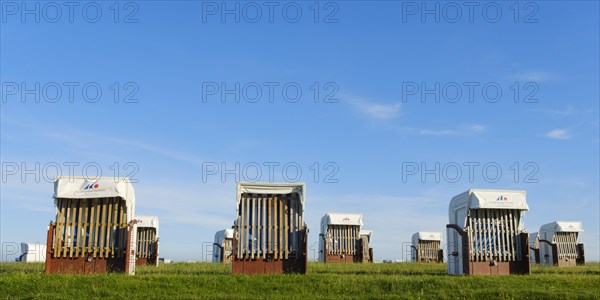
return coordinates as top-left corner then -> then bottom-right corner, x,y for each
513,71 -> 556,82
545,129 -> 572,140
4,117 -> 204,165
533,105 -> 580,118
466,124 -> 486,132
355,102 -> 401,120
420,124 -> 486,136
341,94 -> 401,120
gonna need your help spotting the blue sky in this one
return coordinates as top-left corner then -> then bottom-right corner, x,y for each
1,1 -> 598,262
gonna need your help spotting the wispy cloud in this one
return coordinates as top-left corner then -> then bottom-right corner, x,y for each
3,116 -> 204,165
103,137 -> 204,165
513,71 -> 556,82
533,105 -> 580,118
545,128 -> 572,140
342,94 -> 401,120
355,102 -> 401,120
420,124 -> 486,136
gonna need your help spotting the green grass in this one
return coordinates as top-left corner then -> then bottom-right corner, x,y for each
1,262 -> 598,299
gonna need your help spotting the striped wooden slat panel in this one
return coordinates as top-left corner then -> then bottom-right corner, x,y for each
418,240 -> 440,261
236,193 -> 302,259
51,197 -> 128,259
556,232 -> 578,259
468,209 -> 522,262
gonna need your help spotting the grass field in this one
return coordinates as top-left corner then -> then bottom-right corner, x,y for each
1,262 -> 599,299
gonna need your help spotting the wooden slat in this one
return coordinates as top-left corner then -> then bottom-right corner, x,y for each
138,228 -> 142,258
121,204 -> 127,258
105,198 -> 114,257
351,225 -> 354,255
250,195 -> 255,259
289,195 -> 294,254
54,199 -> 65,258
297,193 -> 302,253
136,228 -> 141,257
93,199 -> 101,258
496,210 -> 502,261
277,195 -> 282,259
283,195 -> 289,259
486,209 -> 491,261
261,195 -> 266,258
253,195 -> 258,257
87,199 -> 95,255
143,229 -> 148,258
75,200 -> 83,257
267,195 -> 272,254
336,225 -> 339,255
63,199 -> 71,258
274,195 -> 279,258
512,210 -> 521,260
238,196 -> 243,259
335,225 -> 339,255
98,198 -> 107,258
491,209 -> 496,260
343,225 -> 346,254
557,232 -> 562,258
111,198 -> 119,257
559,232 -> 564,258
83,199 -> 90,256
244,195 -> 248,258
472,210 -> 478,261
507,209 -> 515,260
502,210 -> 510,261
293,194 -> 298,253
490,210 -> 496,259
330,225 -> 334,254
68,200 -> 76,258
472,211 -> 477,261
468,215 -> 474,261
